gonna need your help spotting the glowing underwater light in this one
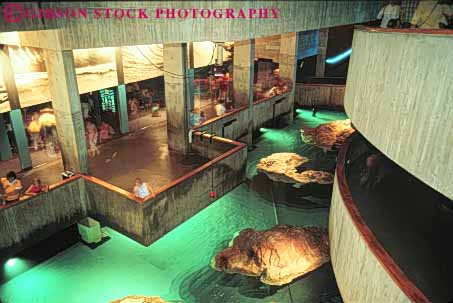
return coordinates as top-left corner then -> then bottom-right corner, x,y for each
326,48 -> 352,64
6,258 -> 17,267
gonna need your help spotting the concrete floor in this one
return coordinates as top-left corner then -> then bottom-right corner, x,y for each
0,109 -> 206,194
347,136 -> 453,303
0,109 -> 347,303
89,122 -> 207,192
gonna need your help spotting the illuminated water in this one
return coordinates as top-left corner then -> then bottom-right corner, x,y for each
0,109 -> 347,303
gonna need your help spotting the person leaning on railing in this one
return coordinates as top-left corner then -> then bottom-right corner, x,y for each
22,178 -> 48,199
410,0 -> 452,29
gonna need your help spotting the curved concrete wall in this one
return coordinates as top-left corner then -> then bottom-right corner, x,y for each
0,1 -> 379,49
344,28 -> 453,199
329,179 -> 412,303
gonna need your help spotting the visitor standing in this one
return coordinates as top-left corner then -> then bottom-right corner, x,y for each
377,1 -> 401,28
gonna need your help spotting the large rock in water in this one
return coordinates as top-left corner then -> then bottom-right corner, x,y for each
111,296 -> 170,303
301,119 -> 355,151
256,153 -> 334,185
212,225 -> 330,286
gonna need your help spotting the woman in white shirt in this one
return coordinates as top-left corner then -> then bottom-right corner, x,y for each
377,1 -> 401,28
133,178 -> 154,199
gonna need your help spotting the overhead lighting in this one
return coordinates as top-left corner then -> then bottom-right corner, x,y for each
326,48 -> 352,64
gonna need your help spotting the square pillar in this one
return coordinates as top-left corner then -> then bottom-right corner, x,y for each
115,47 -> 129,135
0,113 -> 12,161
44,49 -> 88,173
163,43 -> 190,154
233,39 -> 255,145
0,45 -> 32,169
316,29 -> 329,78
279,32 -> 299,125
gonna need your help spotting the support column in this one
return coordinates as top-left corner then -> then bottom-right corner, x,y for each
316,28 -> 329,77
0,45 -> 32,170
115,47 -> 129,135
0,113 -> 12,161
186,42 -> 195,117
233,39 -> 255,145
44,49 -> 88,173
279,32 -> 299,125
163,43 -> 190,154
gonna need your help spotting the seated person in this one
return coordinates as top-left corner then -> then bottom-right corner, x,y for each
1,171 -> 23,203
24,178 -> 48,197
133,178 -> 154,199
99,122 -> 115,143
214,101 -> 226,117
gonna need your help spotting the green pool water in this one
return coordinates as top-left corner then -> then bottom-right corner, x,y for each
0,109 -> 347,303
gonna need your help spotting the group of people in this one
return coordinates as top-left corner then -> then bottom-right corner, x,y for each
24,109 -> 59,156
378,0 -> 452,29
0,171 -> 47,205
127,83 -> 159,117
209,72 -> 232,103
85,120 -> 116,157
255,69 -> 292,100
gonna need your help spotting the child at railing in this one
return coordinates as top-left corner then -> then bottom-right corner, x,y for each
23,178 -> 48,198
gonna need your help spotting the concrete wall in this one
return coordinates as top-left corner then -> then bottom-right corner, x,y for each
295,83 -> 345,108
329,136 -> 429,303
0,1 -> 380,50
0,177 -> 87,257
344,28 -> 453,199
191,132 -> 234,159
0,136 -> 247,253
194,107 -> 250,142
142,144 -> 247,245
329,178 -> 412,303
253,93 -> 291,131
85,178 -> 145,244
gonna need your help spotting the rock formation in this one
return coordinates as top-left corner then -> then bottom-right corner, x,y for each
111,296 -> 170,303
301,119 -> 355,151
212,225 -> 330,286
256,153 -> 334,185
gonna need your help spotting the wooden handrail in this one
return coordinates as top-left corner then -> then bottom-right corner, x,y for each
299,83 -> 345,88
192,105 -> 248,130
336,134 -> 429,303
142,143 -> 246,203
253,91 -> 290,105
357,25 -> 453,36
